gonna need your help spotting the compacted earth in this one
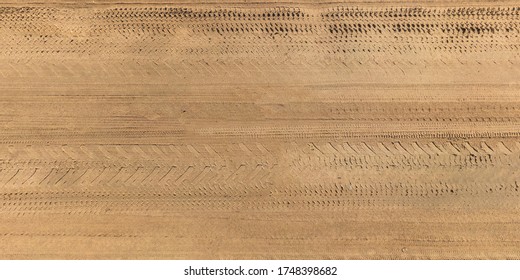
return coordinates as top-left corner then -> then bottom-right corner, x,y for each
0,0 -> 519,259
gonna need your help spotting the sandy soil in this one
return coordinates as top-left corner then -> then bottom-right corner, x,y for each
0,1 -> 519,259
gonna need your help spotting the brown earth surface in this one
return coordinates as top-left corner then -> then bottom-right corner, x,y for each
0,0 -> 519,259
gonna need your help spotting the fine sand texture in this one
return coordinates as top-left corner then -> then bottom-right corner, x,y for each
0,0 -> 519,259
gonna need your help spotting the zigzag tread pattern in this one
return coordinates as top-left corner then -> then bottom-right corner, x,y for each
0,141 -> 519,213
0,5 -> 518,84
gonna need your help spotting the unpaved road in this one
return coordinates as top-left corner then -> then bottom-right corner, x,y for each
0,0 -> 519,259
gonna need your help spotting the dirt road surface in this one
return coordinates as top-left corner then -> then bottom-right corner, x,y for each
0,0 -> 519,259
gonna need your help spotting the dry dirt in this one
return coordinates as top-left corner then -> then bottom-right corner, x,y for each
0,0 -> 519,259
